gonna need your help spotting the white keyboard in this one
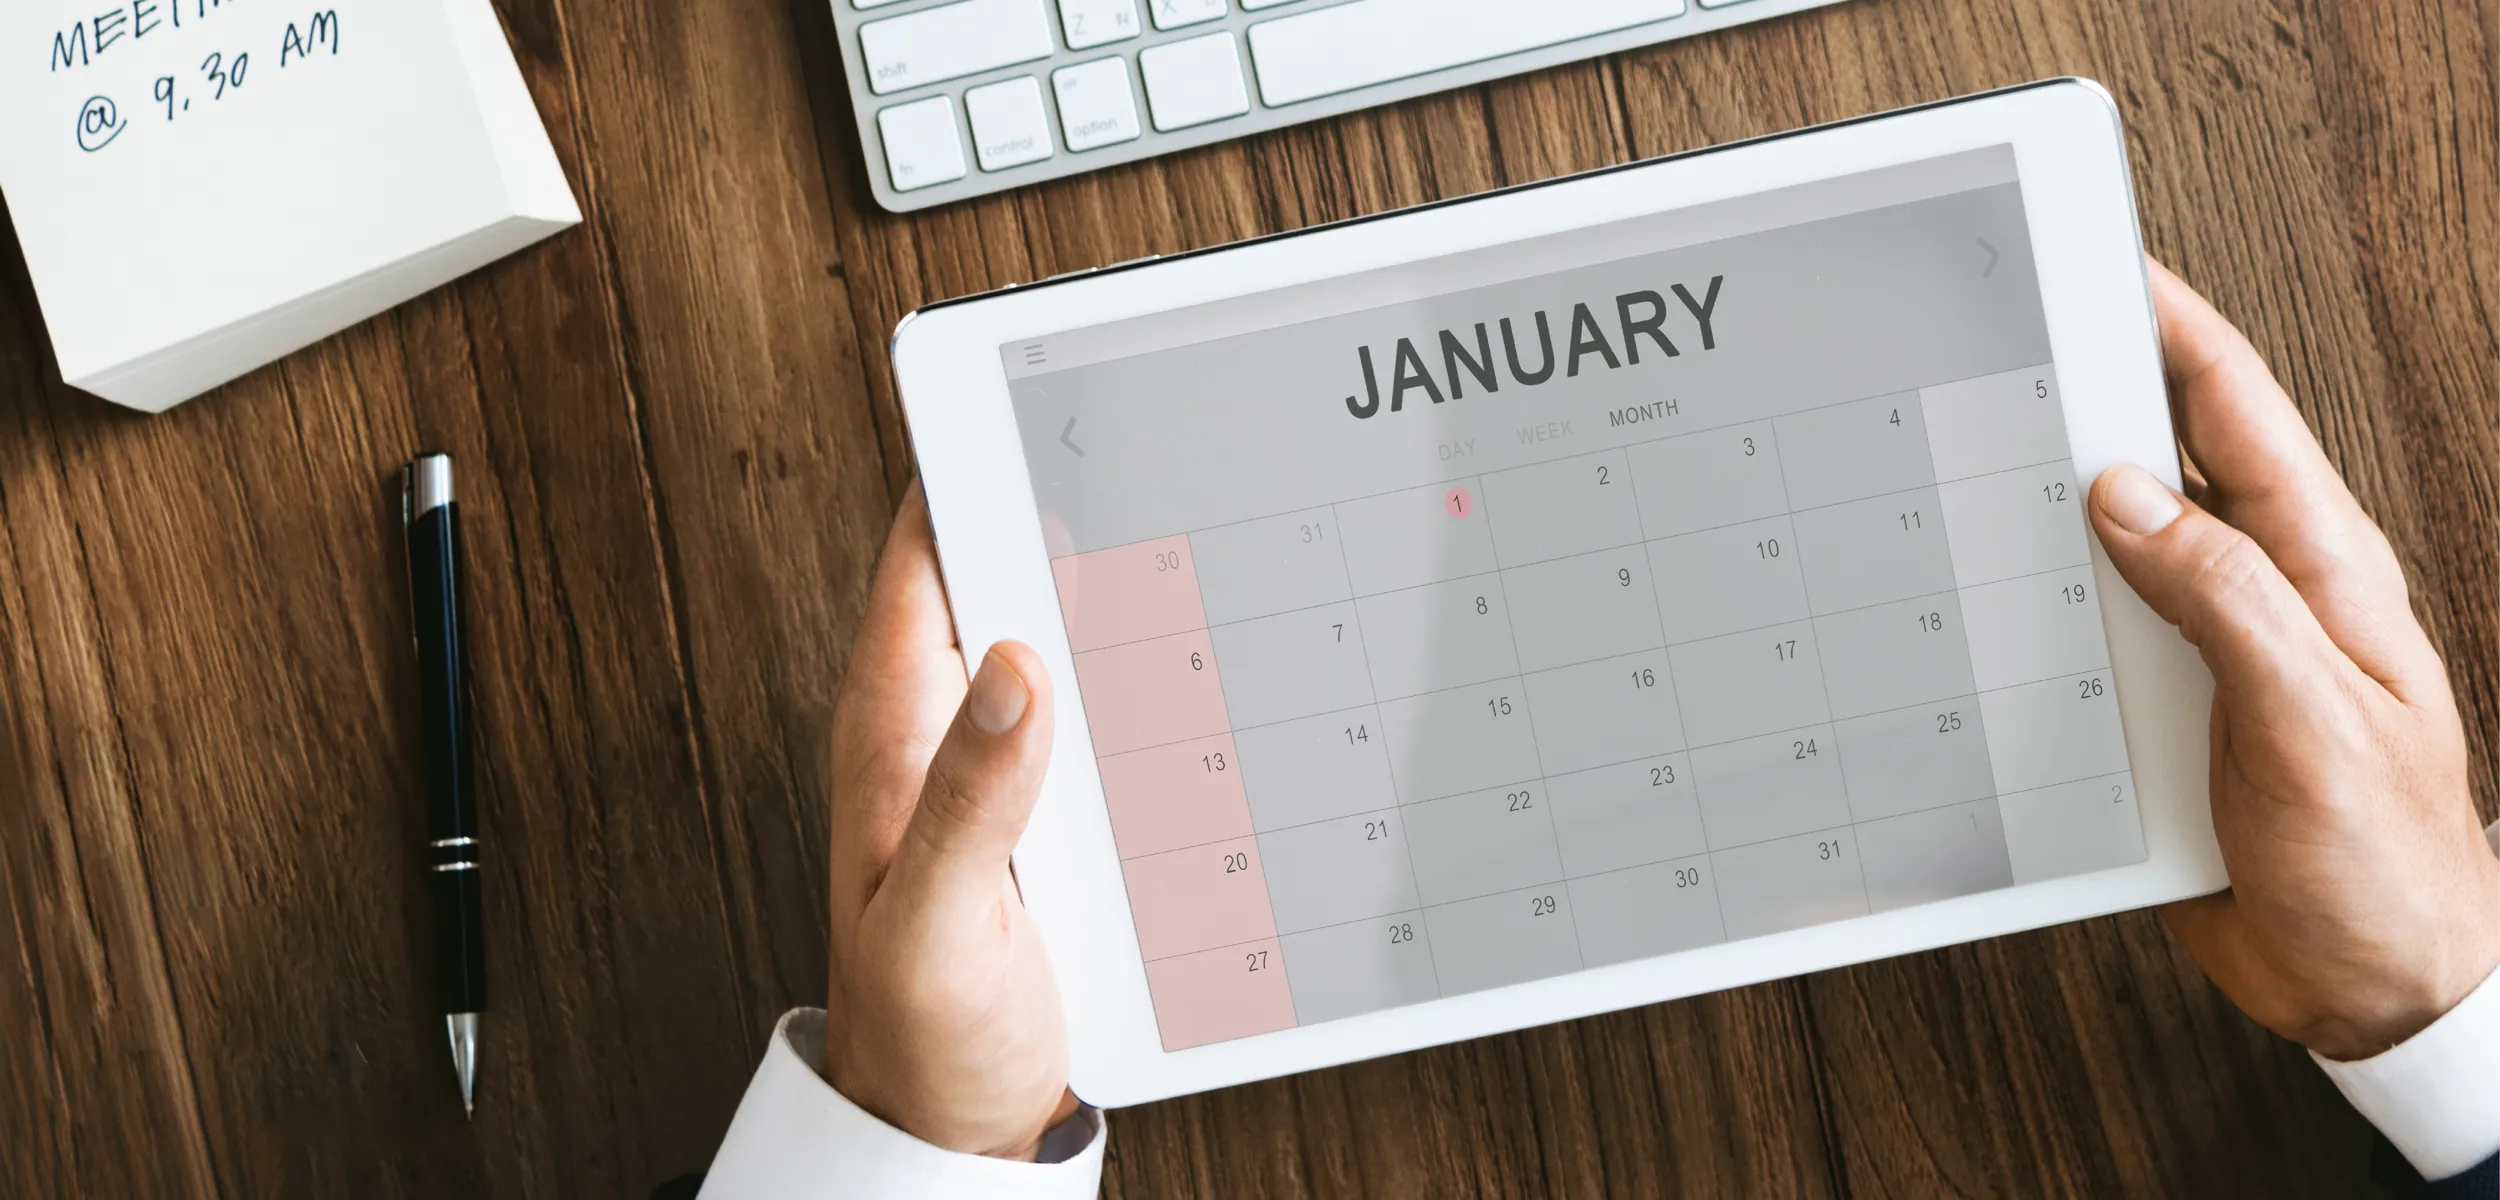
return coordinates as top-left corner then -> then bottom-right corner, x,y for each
834,0 -> 1863,212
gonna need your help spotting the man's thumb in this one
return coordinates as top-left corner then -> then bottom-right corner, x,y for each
2088,463 -> 2338,699
890,643 -> 1055,902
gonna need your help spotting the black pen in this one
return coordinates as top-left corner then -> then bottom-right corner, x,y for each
403,453 -> 485,1118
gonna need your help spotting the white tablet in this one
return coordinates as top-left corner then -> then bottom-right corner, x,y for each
892,78 -> 2223,1107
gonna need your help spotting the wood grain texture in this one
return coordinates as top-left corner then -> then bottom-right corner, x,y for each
2,0 -> 2491,1194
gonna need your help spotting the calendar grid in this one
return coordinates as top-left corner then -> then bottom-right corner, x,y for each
1475,477 -> 1589,974
1071,448 -> 2083,637
1083,564 -> 2090,743
1135,766 -> 2139,968
1612,424 -> 1730,944
1049,366 -> 2081,564
1054,363 -> 2149,1050
1111,673 -> 2133,871
1320,496 -> 1451,999
1762,404 -> 1876,913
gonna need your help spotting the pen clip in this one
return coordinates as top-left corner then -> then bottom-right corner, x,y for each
399,460 -> 421,660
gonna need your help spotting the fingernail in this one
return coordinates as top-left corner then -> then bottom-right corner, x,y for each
968,650 -> 1029,735
2101,464 -> 2183,535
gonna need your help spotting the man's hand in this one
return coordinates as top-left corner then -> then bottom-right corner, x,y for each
823,485 -> 1077,1160
2090,261 -> 2500,1061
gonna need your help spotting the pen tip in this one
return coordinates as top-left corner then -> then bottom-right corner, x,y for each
448,1013 -> 479,1122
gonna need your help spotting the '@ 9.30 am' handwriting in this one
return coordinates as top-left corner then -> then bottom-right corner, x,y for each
51,4 -> 343,153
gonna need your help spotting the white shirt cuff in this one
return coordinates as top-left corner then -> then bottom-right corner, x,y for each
2312,959 -> 2500,1180
699,1009 -> 1105,1199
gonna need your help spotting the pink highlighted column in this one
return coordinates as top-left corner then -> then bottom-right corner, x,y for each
1052,534 -> 1206,653
1097,733 -> 1253,859
1146,938 -> 1296,1051
1125,838 -> 1296,1048
1069,629 -> 1229,755
1052,534 -> 1299,1049
1122,837 -> 1278,961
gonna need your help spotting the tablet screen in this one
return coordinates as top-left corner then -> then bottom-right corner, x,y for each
1002,146 -> 2146,1052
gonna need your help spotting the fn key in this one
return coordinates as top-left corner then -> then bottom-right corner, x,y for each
877,96 -> 967,192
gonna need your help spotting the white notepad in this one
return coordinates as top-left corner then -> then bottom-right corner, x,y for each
0,0 -> 580,412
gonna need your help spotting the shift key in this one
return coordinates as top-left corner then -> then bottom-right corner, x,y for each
860,0 -> 1056,95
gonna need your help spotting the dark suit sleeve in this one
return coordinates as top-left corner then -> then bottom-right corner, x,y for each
2379,1135 -> 2500,1198
2415,1155 -> 2499,1199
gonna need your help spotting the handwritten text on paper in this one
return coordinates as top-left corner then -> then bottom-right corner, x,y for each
50,4 -> 343,152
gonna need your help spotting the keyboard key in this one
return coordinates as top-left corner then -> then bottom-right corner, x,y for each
875,96 -> 968,191
1147,0 -> 1227,30
855,0 -> 910,8
965,77 -> 1055,170
1247,0 -> 1686,106
1053,56 -> 1143,150
1140,32 -> 1251,131
1237,0 -> 1298,7
1058,0 -> 1142,48
859,0 -> 1055,96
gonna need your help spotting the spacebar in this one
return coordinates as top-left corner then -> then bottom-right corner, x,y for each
1247,0 -> 1688,107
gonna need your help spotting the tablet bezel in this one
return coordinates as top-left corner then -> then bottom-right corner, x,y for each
890,77 -> 2221,1108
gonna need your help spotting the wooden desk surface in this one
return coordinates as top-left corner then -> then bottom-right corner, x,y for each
4,0 -> 2493,1194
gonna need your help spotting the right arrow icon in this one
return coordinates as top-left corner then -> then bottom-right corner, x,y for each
1977,237 -> 2001,279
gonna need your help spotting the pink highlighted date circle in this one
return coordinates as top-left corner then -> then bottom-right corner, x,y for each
1444,486 -> 1473,518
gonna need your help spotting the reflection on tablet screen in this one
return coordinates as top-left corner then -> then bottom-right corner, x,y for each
1006,146 -> 2148,1052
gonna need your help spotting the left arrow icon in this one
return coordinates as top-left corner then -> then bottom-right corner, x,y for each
1060,417 -> 1085,458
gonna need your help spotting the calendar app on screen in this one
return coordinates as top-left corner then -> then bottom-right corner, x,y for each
1003,145 -> 2146,1051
